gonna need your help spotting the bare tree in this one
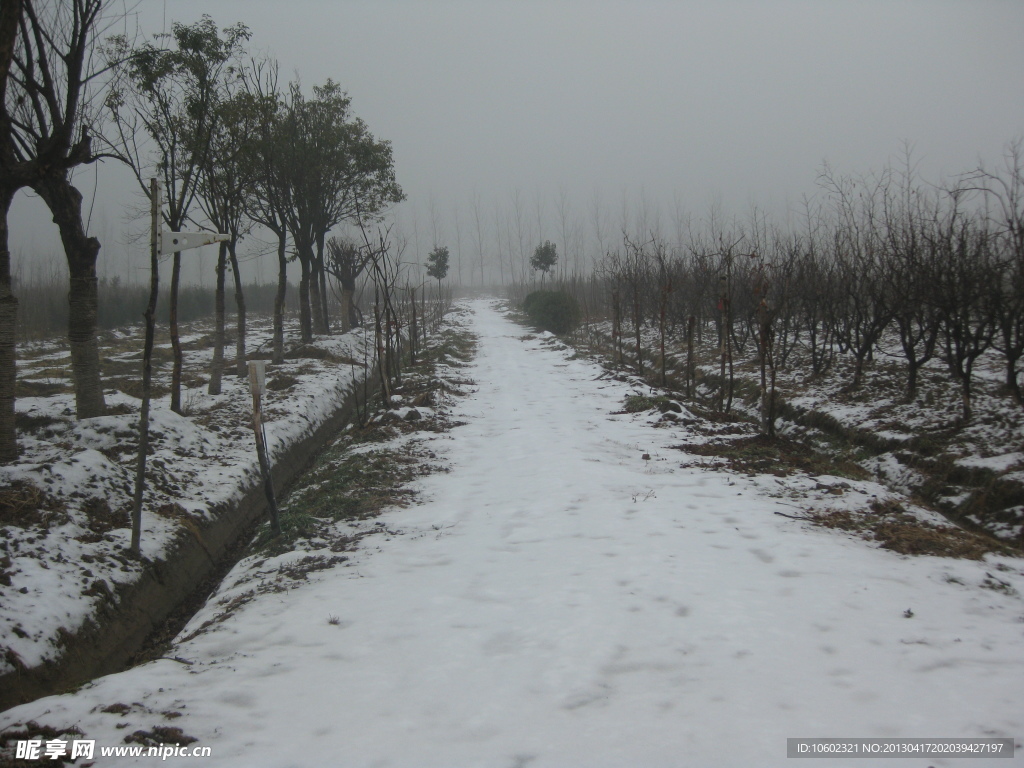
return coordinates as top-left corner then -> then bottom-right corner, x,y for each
819,167 -> 894,391
0,0 -> 24,461
883,168 -> 942,402
241,58 -> 289,363
326,236 -> 373,332
451,202 -> 463,287
197,89 -> 258,391
106,14 -> 250,412
932,190 -> 998,422
969,141 -> 1024,405
5,0 -> 125,436
277,80 -> 403,342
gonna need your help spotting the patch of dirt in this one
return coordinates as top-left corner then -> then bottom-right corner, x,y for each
82,497 -> 131,534
267,374 -> 298,391
13,413 -> 65,435
15,380 -> 70,398
123,725 -> 198,747
675,435 -> 869,480
277,554 -> 349,581
806,505 -> 1014,560
0,482 -> 69,529
618,393 -> 684,414
284,345 -> 360,365
105,376 -> 170,400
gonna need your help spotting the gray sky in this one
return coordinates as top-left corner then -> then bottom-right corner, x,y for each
10,0 -> 1024,283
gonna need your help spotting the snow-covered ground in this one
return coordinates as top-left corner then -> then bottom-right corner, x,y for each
1,319 -> 373,675
580,316 -> 1024,544
2,299 -> 1022,767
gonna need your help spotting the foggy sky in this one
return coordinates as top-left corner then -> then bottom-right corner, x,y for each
9,0 -> 1024,283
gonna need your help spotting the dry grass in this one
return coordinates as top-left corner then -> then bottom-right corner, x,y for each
0,481 -> 68,529
283,345 -> 361,365
267,374 -> 298,391
82,497 -> 131,534
104,376 -> 171,400
676,434 -> 869,480
14,412 -> 64,435
808,505 -> 1013,560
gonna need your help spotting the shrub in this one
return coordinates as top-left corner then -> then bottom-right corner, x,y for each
521,290 -> 580,335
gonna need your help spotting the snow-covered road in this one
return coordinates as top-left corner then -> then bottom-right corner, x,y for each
3,299 -> 1022,767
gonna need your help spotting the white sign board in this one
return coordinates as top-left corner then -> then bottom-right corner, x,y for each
248,360 -> 267,397
159,230 -> 230,256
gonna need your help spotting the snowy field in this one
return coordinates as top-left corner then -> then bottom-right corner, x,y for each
2,299 -> 1022,767
578,314 -> 1024,545
1,319 -> 374,676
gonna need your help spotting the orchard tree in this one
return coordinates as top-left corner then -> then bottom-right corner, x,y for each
0,0 -> 22,461
278,79 -> 403,342
970,141 -> 1024,405
197,89 -> 259,392
530,239 -> 557,282
1,0 -> 125,461
106,15 -> 250,413
241,58 -> 290,362
426,245 -> 450,290
326,235 -> 373,333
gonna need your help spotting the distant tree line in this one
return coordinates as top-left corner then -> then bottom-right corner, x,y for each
14,277 -> 297,340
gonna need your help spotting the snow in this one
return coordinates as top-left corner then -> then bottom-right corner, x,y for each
958,452 -> 1024,473
0,320 -> 374,673
2,299 -> 1023,767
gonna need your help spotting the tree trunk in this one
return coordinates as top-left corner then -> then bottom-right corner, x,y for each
169,251 -> 183,413
229,240 -> 246,378
1007,359 -> 1023,406
905,359 -> 920,404
315,231 -> 330,335
208,241 -> 227,395
0,189 -> 18,461
67,253 -> 105,417
273,230 -> 287,364
298,250 -> 312,343
309,255 -> 324,336
850,355 -> 865,390
33,176 -> 105,418
659,287 -> 667,387
340,277 -> 356,334
0,2 -> 23,460
960,374 -> 973,423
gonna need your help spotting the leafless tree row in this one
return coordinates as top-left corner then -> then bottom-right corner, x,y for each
567,147 -> 1024,426
0,4 -> 404,461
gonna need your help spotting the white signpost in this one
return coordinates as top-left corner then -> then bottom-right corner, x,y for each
158,229 -> 230,256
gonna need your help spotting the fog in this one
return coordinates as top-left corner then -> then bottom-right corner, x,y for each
9,0 -> 1024,285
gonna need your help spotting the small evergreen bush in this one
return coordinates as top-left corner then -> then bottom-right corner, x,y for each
521,290 -> 580,335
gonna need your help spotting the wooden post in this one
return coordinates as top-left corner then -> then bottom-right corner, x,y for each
248,360 -> 281,535
131,179 -> 160,555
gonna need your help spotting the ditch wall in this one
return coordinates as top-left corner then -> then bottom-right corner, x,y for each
0,379 -> 374,712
